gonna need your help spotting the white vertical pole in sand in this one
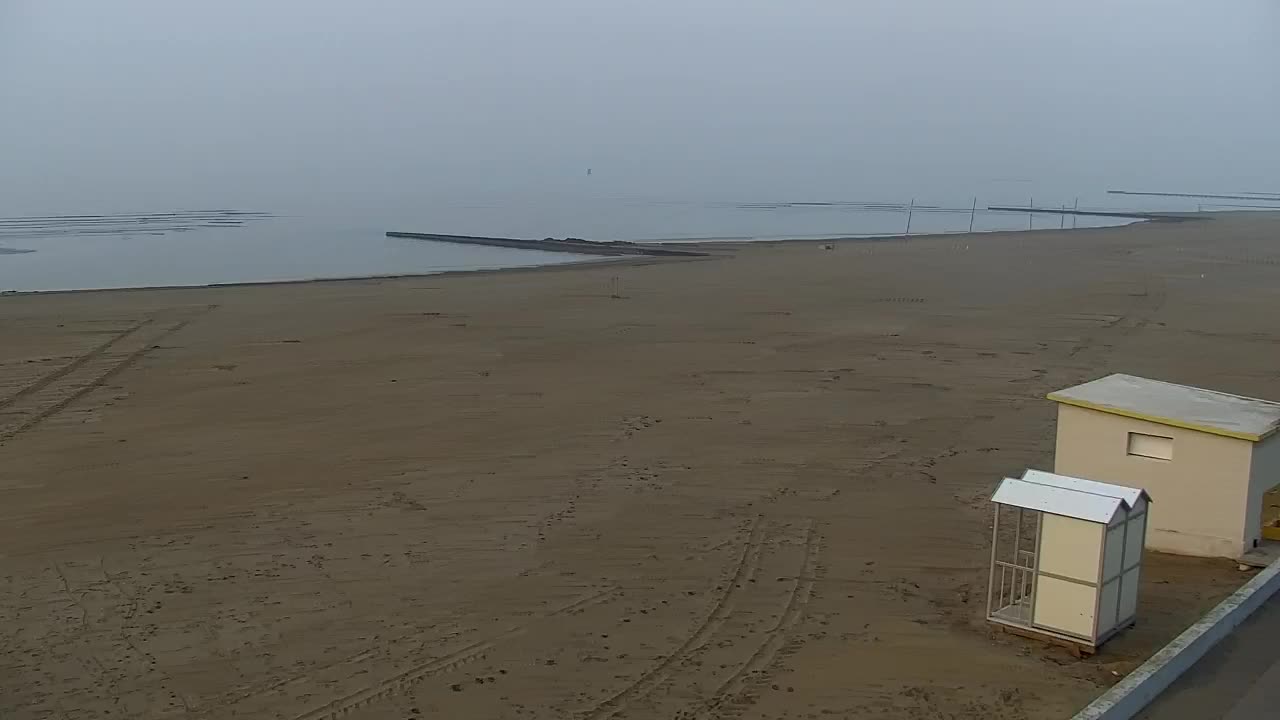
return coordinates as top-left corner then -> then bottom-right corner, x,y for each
969,197 -> 977,233
905,198 -> 915,236
1073,197 -> 1079,229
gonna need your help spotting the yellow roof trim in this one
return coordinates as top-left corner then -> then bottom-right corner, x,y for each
1046,393 -> 1273,442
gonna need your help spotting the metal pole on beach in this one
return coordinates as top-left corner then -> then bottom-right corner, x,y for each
969,197 -> 977,233
905,198 -> 915,236
1028,197 -> 1034,231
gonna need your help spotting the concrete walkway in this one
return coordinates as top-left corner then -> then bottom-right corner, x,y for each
1136,595 -> 1280,720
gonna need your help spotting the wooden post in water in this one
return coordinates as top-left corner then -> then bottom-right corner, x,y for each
905,198 -> 915,236
969,197 -> 977,233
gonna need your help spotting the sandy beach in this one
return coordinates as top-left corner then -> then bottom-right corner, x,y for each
3,213 -> 1279,719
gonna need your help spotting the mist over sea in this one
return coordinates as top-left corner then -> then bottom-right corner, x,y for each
2,1 -> 1276,291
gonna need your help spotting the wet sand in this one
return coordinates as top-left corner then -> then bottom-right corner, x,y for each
3,214 -> 1279,719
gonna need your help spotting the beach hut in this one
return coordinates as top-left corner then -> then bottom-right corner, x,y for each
1049,374 -> 1280,563
987,470 -> 1150,654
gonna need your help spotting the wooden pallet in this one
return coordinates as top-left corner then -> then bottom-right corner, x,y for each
996,623 -> 1097,658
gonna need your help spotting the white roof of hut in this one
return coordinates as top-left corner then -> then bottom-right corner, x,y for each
1048,373 -> 1280,442
991,470 -> 1150,524
1020,469 -> 1150,508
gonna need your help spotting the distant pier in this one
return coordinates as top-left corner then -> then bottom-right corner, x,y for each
986,206 -> 1196,222
385,231 -> 707,257
1107,190 -> 1280,203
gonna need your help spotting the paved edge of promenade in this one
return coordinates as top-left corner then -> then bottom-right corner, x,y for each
1072,559 -> 1280,720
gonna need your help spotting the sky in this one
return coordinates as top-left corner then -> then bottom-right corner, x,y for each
1,0 -> 1278,218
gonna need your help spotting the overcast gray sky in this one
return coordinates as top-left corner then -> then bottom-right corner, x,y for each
2,0 -> 1278,216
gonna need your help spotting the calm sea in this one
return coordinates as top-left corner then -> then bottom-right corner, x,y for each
2,1 -> 1275,291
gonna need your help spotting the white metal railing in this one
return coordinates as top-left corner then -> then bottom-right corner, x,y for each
987,505 -> 1041,628
992,550 -> 1036,624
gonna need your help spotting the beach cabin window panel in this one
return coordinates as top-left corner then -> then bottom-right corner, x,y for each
1127,432 -> 1173,461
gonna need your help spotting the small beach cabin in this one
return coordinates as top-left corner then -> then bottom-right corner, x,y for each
987,470 -> 1150,654
1049,374 -> 1280,563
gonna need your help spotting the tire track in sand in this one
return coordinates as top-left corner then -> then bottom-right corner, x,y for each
0,319 -> 153,410
290,587 -> 620,720
0,306 -> 216,444
578,515 -> 767,720
694,521 -> 820,719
